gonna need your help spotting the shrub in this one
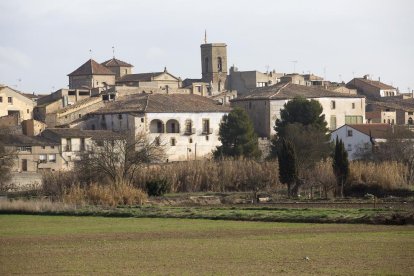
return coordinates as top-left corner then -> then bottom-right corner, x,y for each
146,179 -> 170,196
64,183 -> 147,207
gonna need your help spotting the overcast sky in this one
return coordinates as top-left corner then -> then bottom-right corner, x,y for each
0,0 -> 413,94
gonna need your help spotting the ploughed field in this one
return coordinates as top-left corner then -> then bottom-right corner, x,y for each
0,215 -> 413,275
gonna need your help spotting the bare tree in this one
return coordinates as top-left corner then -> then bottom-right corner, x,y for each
0,135 -> 16,191
77,132 -> 166,186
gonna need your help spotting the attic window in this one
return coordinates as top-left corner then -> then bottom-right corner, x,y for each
352,103 -> 355,109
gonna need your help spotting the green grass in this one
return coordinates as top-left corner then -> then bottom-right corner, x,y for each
0,215 -> 413,275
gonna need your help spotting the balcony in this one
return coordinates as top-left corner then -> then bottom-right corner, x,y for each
202,128 -> 213,135
184,128 -> 196,135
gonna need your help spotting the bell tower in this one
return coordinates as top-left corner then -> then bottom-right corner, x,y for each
201,42 -> 228,93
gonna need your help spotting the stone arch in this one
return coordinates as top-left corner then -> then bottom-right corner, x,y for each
166,119 -> 180,133
150,119 -> 164,133
409,117 -> 413,125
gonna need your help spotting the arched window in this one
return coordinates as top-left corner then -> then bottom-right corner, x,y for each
166,119 -> 180,133
217,57 -> 222,72
204,57 -> 209,73
150,119 -> 164,133
409,117 -> 413,125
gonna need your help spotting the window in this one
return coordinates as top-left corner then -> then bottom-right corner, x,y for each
27,109 -> 30,114
141,118 -> 144,123
189,138 -> 193,143
170,137 -> 176,146
392,119 -> 395,125
217,57 -> 222,72
331,100 -> 336,109
22,159 -> 27,171
68,90 -> 76,96
409,117 -> 413,125
18,146 -> 32,152
65,138 -> 72,151
0,96 -> 2,102
185,120 -> 193,135
205,135 -> 209,141
352,103 -> 355,109
347,130 -> 353,137
8,97 -> 12,104
202,119 -> 210,134
79,114 -> 82,118
41,146 -> 46,149
347,144 -> 352,151
39,154 -> 47,163
118,114 -> 122,120
80,138 -> 85,151
330,116 -> 337,130
345,116 -> 363,124
51,146 -> 55,149
48,154 -> 56,163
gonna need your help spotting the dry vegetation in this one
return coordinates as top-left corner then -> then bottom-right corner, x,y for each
36,159 -> 413,206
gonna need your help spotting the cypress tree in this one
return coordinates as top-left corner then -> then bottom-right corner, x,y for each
332,136 -> 349,198
278,138 -> 297,198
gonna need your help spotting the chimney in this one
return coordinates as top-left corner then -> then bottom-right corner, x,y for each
363,74 -> 369,80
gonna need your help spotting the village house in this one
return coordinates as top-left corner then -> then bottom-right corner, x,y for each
83,93 -> 231,161
40,128 -> 123,170
366,98 -> 414,126
347,75 -> 397,99
231,82 -> 365,138
330,124 -> 391,160
68,59 -> 116,89
226,66 -> 282,96
0,85 -> 36,123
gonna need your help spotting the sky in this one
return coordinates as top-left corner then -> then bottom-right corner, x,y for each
0,0 -> 413,94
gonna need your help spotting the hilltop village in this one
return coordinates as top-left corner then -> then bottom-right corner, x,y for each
1,41 -> 413,187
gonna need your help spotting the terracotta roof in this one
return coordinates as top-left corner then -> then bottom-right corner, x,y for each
233,82 -> 365,101
351,78 -> 396,90
347,124 -> 392,139
368,98 -> 414,112
68,59 -> 115,76
116,72 -> 164,83
93,93 -> 231,114
101,58 -> 133,67
0,134 -> 59,146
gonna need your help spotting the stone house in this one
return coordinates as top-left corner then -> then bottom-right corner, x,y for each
366,99 -> 414,126
101,57 -> 133,80
227,66 -> 282,96
68,59 -> 116,89
347,75 -> 397,99
0,85 -> 36,122
85,93 -> 231,161
330,124 -> 391,160
231,82 -> 366,138
116,68 -> 182,89
41,128 -> 123,170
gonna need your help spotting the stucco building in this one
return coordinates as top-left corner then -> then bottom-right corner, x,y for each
0,85 -> 36,122
231,82 -> 366,138
347,75 -> 397,99
84,93 -> 231,161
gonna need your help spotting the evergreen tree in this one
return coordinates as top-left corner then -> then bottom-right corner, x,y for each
332,136 -> 349,198
214,108 -> 261,159
278,138 -> 297,197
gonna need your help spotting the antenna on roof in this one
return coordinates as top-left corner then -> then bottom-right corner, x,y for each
204,30 -> 207,44
112,46 -> 115,58
290,60 -> 298,73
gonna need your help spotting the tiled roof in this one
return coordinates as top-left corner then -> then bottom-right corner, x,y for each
351,78 -> 396,90
42,128 -> 124,140
101,58 -> 133,67
368,98 -> 414,112
93,93 -> 231,114
116,72 -> 164,83
68,59 -> 115,76
0,134 -> 59,146
347,124 -> 392,139
233,82 -> 365,101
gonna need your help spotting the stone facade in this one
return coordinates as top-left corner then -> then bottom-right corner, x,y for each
227,66 -> 281,96
201,43 -> 228,93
